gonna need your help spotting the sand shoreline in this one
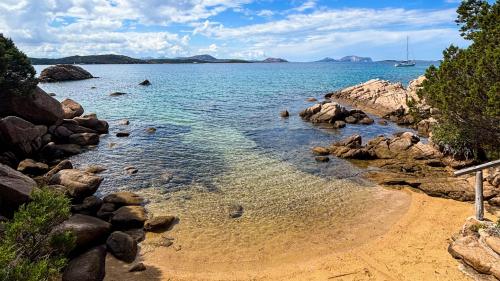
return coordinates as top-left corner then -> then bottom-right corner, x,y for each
104,187 -> 487,281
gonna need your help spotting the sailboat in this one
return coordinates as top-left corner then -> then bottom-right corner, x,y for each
395,36 -> 416,67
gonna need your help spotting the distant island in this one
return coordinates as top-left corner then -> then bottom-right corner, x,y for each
29,54 -> 289,65
315,56 -> 373,63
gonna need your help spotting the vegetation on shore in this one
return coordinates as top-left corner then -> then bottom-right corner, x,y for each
419,0 -> 500,159
0,189 -> 74,281
0,34 -> 37,96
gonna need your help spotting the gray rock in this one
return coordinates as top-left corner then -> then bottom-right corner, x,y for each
17,159 -> 49,175
0,87 -> 64,125
61,98 -> 84,119
228,204 -> 244,218
73,116 -> 109,134
62,245 -> 106,281
40,65 -> 93,82
54,214 -> 111,251
116,131 -> 130,137
49,169 -> 103,200
0,163 -> 37,216
111,206 -> 147,229
103,191 -> 144,206
106,231 -> 138,263
72,196 -> 103,216
144,215 -> 176,232
129,262 -> 146,272
0,116 -> 47,157
69,133 -> 99,146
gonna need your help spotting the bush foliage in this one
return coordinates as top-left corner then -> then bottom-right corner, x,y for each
0,189 -> 74,281
419,0 -> 500,159
0,33 -> 37,96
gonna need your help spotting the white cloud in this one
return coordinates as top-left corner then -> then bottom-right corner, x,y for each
198,43 -> 218,54
0,0 -> 464,60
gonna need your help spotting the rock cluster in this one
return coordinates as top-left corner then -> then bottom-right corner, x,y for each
449,217 -> 500,280
299,101 -> 374,128
325,76 -> 437,136
0,79 -> 179,280
0,86 -> 108,169
312,133 -> 500,202
39,64 -> 93,82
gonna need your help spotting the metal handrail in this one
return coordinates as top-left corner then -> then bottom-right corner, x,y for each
454,159 -> 500,221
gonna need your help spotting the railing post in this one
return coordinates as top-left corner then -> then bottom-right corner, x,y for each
475,170 -> 484,221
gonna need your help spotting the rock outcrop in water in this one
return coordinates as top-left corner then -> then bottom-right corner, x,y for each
312,133 -> 500,202
39,64 -> 94,82
299,101 -> 374,127
325,76 -> 437,136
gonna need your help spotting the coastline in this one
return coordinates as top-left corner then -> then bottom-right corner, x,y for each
104,187 -> 487,281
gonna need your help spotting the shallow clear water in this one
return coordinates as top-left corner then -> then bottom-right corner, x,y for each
35,62 -> 433,194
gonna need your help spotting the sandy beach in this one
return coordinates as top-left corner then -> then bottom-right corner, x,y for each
104,187 -> 489,281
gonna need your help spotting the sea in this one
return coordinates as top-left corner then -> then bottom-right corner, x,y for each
35,62 -> 435,256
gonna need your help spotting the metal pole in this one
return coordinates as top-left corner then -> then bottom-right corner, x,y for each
475,170 -> 484,220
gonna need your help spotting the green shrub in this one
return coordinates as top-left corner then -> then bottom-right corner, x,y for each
419,0 -> 500,159
0,33 -> 37,96
0,188 -> 75,281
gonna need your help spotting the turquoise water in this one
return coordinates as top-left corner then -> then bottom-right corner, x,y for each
35,62 -> 434,194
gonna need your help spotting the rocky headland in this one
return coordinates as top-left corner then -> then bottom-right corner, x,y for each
324,76 -> 437,136
302,76 -> 500,280
0,66 -> 176,280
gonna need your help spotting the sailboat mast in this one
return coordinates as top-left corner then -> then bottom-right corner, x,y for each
406,36 -> 409,62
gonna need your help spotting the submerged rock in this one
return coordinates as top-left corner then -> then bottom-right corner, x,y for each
228,204 -> 244,218
280,110 -> 289,118
116,131 -> 130,137
139,79 -> 151,86
39,64 -> 93,82
144,215 -> 176,232
110,92 -> 127,97
315,156 -> 330,162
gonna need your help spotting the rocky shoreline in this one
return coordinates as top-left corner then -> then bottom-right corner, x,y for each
299,77 -> 500,280
0,64 -> 175,280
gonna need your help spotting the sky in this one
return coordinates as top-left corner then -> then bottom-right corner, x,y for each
0,0 -> 471,61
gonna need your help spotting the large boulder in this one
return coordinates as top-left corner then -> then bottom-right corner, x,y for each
44,160 -> 73,180
54,214 -> 111,251
449,235 -> 500,279
310,102 -> 345,123
39,65 -> 93,82
0,116 -> 47,157
0,164 -> 37,216
73,116 -> 109,134
103,191 -> 144,206
69,133 -> 99,146
49,169 -> 103,201
62,245 -> 106,281
17,159 -> 49,176
61,99 -> 84,119
72,196 -> 103,216
0,87 -> 64,125
111,206 -> 147,229
106,231 -> 138,263
41,143 -> 82,160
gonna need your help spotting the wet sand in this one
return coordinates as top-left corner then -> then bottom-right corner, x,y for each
105,187 -> 482,281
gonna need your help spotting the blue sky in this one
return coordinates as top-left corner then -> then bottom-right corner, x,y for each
0,0 -> 470,61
